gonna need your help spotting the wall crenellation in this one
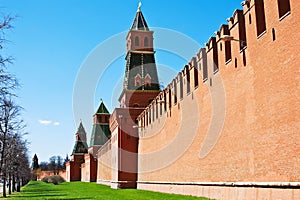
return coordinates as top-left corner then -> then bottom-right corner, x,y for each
94,0 -> 300,198
137,0 -> 296,136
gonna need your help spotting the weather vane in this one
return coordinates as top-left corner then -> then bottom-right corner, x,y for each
138,2 -> 142,11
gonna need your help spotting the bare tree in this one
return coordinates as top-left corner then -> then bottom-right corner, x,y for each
5,133 -> 29,194
39,161 -> 49,171
56,156 -> 64,174
0,14 -> 29,198
15,150 -> 30,192
0,16 -> 18,100
0,99 -> 24,197
49,156 -> 57,175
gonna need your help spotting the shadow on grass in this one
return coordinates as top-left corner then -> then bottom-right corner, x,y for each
9,194 -> 66,198
8,181 -> 208,200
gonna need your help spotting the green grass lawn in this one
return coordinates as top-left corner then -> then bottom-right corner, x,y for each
7,181 -> 209,199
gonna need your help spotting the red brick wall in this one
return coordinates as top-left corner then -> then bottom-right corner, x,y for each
137,0 -> 299,184
109,108 -> 143,188
97,141 -> 112,185
66,154 -> 85,182
81,154 -> 98,182
38,170 -> 66,181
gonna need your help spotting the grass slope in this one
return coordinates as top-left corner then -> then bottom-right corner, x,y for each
8,181 -> 209,200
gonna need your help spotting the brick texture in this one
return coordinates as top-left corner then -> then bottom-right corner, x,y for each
136,0 -> 300,198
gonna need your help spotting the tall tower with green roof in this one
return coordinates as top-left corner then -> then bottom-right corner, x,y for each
119,4 -> 160,109
109,3 -> 160,189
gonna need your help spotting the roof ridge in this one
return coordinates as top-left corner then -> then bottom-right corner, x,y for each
131,8 -> 149,31
96,100 -> 110,114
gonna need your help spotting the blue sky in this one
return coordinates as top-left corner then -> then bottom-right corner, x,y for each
1,0 -> 242,162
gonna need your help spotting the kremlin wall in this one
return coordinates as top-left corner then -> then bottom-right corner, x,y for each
67,0 -> 300,199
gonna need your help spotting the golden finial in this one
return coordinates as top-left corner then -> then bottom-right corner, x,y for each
137,2 -> 142,12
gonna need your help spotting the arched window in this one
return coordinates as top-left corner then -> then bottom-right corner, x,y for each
135,74 -> 142,87
135,36 -> 139,46
144,74 -> 151,87
144,37 -> 149,47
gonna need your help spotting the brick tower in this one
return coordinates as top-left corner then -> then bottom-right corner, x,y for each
81,100 -> 111,182
89,100 -> 111,156
119,3 -> 160,109
109,4 -> 160,189
66,122 -> 88,181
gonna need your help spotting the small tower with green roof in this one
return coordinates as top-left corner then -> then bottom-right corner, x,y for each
72,121 -> 88,155
89,99 -> 111,156
66,122 -> 88,182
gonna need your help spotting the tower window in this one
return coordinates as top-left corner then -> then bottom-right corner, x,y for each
254,0 -> 267,37
144,37 -> 149,47
135,74 -> 142,87
145,74 -> 151,87
135,36 -> 139,46
277,0 -> 291,19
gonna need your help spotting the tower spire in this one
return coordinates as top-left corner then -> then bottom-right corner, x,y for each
120,6 -> 160,108
131,2 -> 149,31
137,2 -> 142,12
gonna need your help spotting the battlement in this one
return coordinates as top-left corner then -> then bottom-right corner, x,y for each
92,1 -> 299,198
137,0 -> 298,129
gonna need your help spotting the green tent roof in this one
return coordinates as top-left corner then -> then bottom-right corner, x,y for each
72,122 -> 88,155
96,101 -> 110,114
77,122 -> 86,135
90,124 -> 111,146
72,141 -> 88,154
